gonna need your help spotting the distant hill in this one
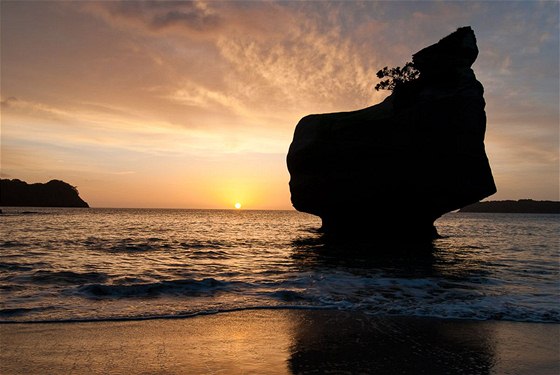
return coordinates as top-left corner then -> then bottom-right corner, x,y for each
0,179 -> 89,208
459,199 -> 559,214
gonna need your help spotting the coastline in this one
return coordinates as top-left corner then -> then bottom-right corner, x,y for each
1,309 -> 558,374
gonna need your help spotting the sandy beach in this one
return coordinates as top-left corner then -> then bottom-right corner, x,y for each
1,309 -> 558,374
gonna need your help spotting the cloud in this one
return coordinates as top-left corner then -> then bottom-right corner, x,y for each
2,1 -> 558,205
499,55 -> 512,75
82,1 -> 390,113
110,171 -> 137,175
0,96 -> 18,108
74,1 -> 401,136
1,97 -> 73,120
84,1 -> 222,35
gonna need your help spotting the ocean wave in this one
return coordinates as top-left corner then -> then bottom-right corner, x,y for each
1,302 -> 557,325
0,241 -> 28,248
81,237 -> 230,253
7,270 -> 110,285
0,262 -> 34,271
0,306 -> 55,317
268,290 -> 309,302
179,240 -> 229,249
109,242 -> 161,252
75,277 -> 232,298
2,209 -> 558,325
33,270 -> 109,284
0,305 -> 334,324
83,237 -> 166,252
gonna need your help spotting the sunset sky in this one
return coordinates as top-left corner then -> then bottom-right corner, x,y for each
1,1 -> 558,209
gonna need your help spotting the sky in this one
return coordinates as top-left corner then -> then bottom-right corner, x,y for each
1,1 -> 558,209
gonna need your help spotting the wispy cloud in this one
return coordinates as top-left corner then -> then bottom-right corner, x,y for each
82,1 -> 223,35
1,0 -> 558,206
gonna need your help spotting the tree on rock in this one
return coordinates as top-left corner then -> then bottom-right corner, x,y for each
374,62 -> 420,91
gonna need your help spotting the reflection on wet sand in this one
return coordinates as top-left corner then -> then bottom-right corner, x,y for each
288,310 -> 559,375
288,311 -> 495,374
1,310 -> 557,374
286,235 -> 559,374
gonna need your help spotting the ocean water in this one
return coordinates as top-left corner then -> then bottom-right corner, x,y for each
1,208 -> 558,323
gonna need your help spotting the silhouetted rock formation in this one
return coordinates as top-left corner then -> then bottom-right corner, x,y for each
459,200 -> 560,214
0,179 -> 89,208
287,27 -> 496,239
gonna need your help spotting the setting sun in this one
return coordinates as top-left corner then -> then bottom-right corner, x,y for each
234,202 -> 242,209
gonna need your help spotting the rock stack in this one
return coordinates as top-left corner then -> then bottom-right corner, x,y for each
287,27 -> 496,239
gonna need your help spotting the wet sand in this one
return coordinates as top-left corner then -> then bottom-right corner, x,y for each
1,309 -> 558,374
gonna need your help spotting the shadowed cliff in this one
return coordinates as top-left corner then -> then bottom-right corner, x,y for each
287,27 -> 496,240
0,179 -> 89,208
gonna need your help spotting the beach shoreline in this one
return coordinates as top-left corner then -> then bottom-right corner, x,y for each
1,309 -> 558,374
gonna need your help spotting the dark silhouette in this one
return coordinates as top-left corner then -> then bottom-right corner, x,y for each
459,199 -> 560,214
288,311 -> 495,375
375,61 -> 420,91
0,179 -> 89,207
287,26 -> 496,240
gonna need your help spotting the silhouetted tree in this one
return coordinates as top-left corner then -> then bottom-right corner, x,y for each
375,62 -> 420,91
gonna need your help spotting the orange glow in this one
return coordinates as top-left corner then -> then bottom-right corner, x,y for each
1,2 -> 558,208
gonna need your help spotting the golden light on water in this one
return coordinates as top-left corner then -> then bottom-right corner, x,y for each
234,203 -> 242,209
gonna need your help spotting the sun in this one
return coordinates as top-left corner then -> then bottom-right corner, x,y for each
234,202 -> 242,209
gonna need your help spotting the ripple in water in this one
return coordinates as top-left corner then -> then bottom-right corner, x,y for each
0,208 -> 558,323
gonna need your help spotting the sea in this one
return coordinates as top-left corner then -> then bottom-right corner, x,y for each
1,208 -> 558,323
